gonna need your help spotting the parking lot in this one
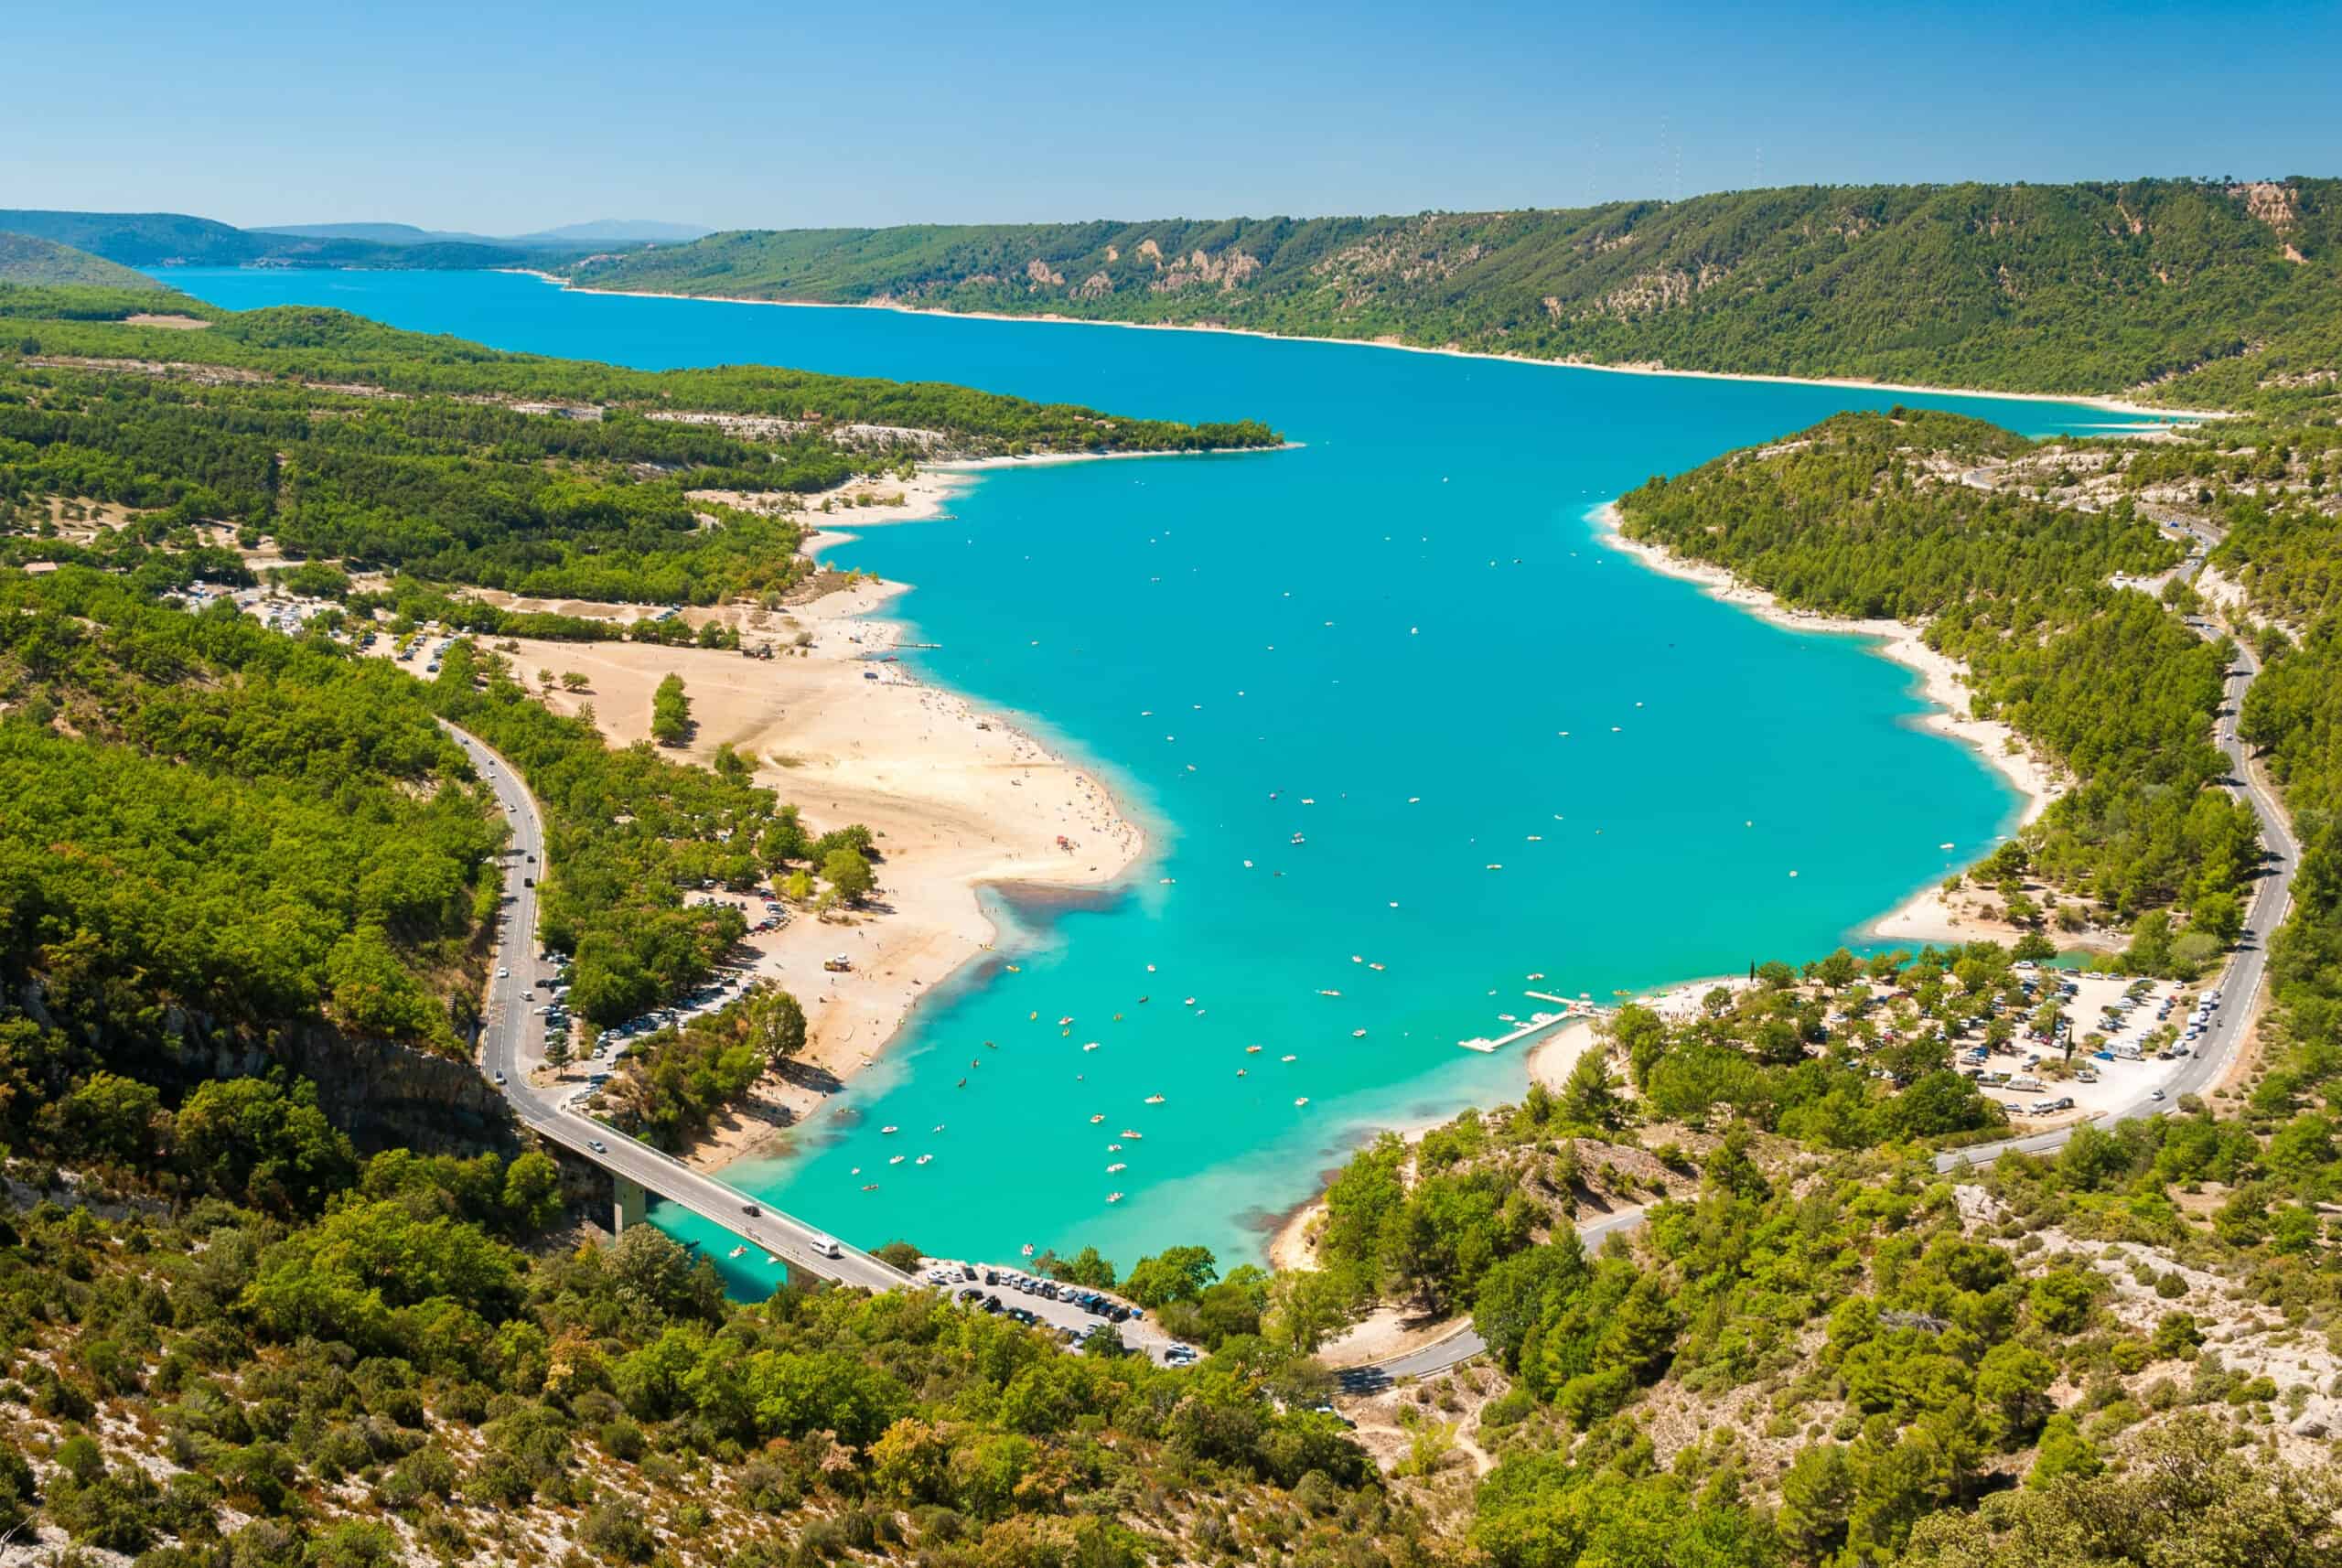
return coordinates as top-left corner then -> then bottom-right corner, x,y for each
918,1259 -> 1189,1364
1969,970 -> 2215,1128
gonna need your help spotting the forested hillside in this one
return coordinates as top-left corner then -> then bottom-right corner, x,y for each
7,249 -> 2342,1566
561,179 -> 2342,410
0,231 -> 165,291
1233,403 -> 2342,1565
1617,408 -> 2256,947
0,208 -> 532,271
0,284 -> 1275,619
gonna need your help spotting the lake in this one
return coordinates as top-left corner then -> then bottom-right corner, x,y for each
164,267 -> 2145,1281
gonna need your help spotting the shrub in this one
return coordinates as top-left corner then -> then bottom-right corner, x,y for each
580,1499 -> 658,1564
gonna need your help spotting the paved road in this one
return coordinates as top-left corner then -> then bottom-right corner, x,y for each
1345,606 -> 2296,1386
441,720 -> 910,1294
1335,1200 -> 1649,1391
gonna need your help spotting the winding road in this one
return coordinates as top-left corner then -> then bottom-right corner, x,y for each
448,514 -> 2294,1381
1342,583 -> 2297,1389
444,720 -> 910,1294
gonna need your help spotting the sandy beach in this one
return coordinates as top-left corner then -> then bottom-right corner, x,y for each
514,269 -> 2228,423
1590,501 -> 2091,950
488,476 -> 1144,1168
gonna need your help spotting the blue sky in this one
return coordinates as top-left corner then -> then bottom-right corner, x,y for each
7,0 -> 2336,232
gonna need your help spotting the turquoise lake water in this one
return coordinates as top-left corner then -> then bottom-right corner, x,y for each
165,269 -> 2156,1282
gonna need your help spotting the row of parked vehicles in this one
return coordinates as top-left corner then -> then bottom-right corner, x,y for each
927,1262 -> 1146,1325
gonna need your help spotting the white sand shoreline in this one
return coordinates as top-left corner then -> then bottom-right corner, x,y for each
507,268 -> 2228,423
1590,500 -> 2084,953
482,459 -> 1160,1172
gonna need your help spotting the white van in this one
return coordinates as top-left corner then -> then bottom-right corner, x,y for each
811,1235 -> 843,1260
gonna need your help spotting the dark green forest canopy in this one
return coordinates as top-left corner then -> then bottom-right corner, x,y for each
0,285 -> 1279,607
558,179 -> 2342,413
0,568 -> 505,1101
0,568 -> 816,1105
0,286 -> 1281,451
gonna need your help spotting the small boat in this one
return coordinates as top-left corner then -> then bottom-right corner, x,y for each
916,1155 -> 932,1165
1005,963 -> 1021,972
889,1155 -> 904,1165
1183,996 -> 1196,1006
862,1184 -> 879,1191
1106,1192 -> 1124,1203
729,1246 -> 747,1258
1301,798 -> 1316,805
1083,1042 -> 1100,1052
1090,1113 -> 1106,1123
1351,1028 -> 1368,1038
1146,963 -> 1156,972
1246,1045 -> 1262,1054
1058,1015 -> 1074,1026
1282,1053 -> 1297,1062
1351,955 -> 1363,963
1144,1093 -> 1166,1105
932,1123 -> 946,1133
881,1125 -> 898,1134
764,1253 -> 780,1265
1317,988 -> 1341,997
1487,864 -> 1503,871
1294,1097 -> 1309,1107
1108,1142 -> 1123,1151
1236,1069 -> 1247,1077
1291,833 -> 1306,845
1121,1129 -> 1144,1139
1369,962 -> 1385,971
1107,1162 -> 1126,1173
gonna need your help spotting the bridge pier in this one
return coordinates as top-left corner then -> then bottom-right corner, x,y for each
611,1173 -> 648,1234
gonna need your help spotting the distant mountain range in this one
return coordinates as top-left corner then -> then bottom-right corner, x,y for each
0,209 -> 708,271
253,218 -> 713,250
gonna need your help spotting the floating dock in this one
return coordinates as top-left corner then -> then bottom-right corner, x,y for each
1456,994 -> 1604,1052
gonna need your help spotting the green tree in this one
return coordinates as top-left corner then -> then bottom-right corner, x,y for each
501,1150 -> 564,1233
1123,1245 -> 1218,1308
650,672 -> 691,746
2025,1413 -> 2102,1489
1778,1443 -> 1855,1559
822,845 -> 876,905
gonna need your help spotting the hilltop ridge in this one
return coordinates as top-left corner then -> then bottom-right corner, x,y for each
556,179 -> 2342,413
